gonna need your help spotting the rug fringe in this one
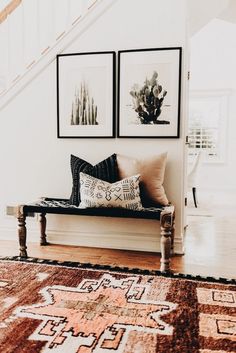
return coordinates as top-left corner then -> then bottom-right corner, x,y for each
0,256 -> 235,285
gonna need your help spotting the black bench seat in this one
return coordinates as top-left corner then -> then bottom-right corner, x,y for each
22,198 -> 164,219
14,197 -> 175,272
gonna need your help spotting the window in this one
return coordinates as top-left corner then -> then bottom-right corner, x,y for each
188,90 -> 229,162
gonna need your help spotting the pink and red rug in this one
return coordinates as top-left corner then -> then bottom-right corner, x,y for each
0,258 -> 235,352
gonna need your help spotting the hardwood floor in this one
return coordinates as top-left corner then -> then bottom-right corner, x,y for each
182,214 -> 236,278
0,191 -> 236,278
0,203 -> 235,279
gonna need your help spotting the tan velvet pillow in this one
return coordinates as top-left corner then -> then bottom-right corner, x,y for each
117,153 -> 169,206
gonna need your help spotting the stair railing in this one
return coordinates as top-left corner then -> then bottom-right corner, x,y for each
0,0 -> 116,109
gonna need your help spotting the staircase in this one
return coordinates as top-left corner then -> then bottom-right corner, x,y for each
0,0 -> 116,110
1,0 -> 233,111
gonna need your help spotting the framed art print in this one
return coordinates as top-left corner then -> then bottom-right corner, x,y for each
57,51 -> 115,138
118,47 -> 182,138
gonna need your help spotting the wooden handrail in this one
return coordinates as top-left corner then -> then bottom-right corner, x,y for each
0,0 -> 21,24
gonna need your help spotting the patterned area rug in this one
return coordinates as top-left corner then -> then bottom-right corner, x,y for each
0,258 -> 235,353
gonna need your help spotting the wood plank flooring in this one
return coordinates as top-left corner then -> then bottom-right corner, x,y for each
0,208 -> 235,279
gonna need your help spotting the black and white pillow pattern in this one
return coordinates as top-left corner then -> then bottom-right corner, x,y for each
69,154 -> 118,205
79,172 -> 143,211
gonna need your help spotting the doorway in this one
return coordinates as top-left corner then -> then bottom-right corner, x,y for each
184,17 -> 236,278
187,18 -> 236,215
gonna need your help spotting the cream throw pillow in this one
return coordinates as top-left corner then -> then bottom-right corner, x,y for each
117,153 -> 169,206
79,172 -> 143,210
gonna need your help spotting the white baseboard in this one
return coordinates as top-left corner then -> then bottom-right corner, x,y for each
173,238 -> 185,255
47,228 -> 184,254
0,225 -> 184,255
47,229 -> 161,252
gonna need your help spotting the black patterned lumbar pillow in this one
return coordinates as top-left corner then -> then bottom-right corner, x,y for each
79,172 -> 143,210
69,154 -> 118,205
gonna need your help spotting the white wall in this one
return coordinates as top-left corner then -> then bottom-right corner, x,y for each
190,18 -> 236,192
187,0 -> 229,35
0,0 -> 188,254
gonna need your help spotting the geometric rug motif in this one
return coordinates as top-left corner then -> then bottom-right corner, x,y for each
15,274 -> 176,352
0,258 -> 235,353
197,287 -> 236,346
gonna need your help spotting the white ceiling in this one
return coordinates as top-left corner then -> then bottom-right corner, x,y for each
218,0 -> 236,23
187,0 -> 236,35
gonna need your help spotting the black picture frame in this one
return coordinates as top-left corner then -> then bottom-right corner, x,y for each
118,47 -> 182,138
57,51 -> 116,138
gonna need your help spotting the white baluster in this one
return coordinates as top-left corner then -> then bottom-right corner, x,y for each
53,0 -> 69,42
79,0 -> 90,18
87,0 -> 99,11
8,1 -> 24,83
22,0 -> 38,70
0,17 -> 9,94
38,0 -> 53,56
69,0 -> 83,26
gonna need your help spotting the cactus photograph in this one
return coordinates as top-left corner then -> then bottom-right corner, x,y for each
57,51 -> 115,138
118,47 -> 181,138
129,70 -> 170,125
71,82 -> 98,126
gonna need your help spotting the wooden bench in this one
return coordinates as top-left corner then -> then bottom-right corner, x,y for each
14,197 -> 175,272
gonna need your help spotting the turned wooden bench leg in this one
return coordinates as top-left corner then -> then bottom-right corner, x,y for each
39,213 -> 48,245
18,215 -> 28,258
160,206 -> 175,272
160,226 -> 172,272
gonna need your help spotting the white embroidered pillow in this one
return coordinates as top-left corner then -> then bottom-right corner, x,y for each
79,172 -> 143,211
